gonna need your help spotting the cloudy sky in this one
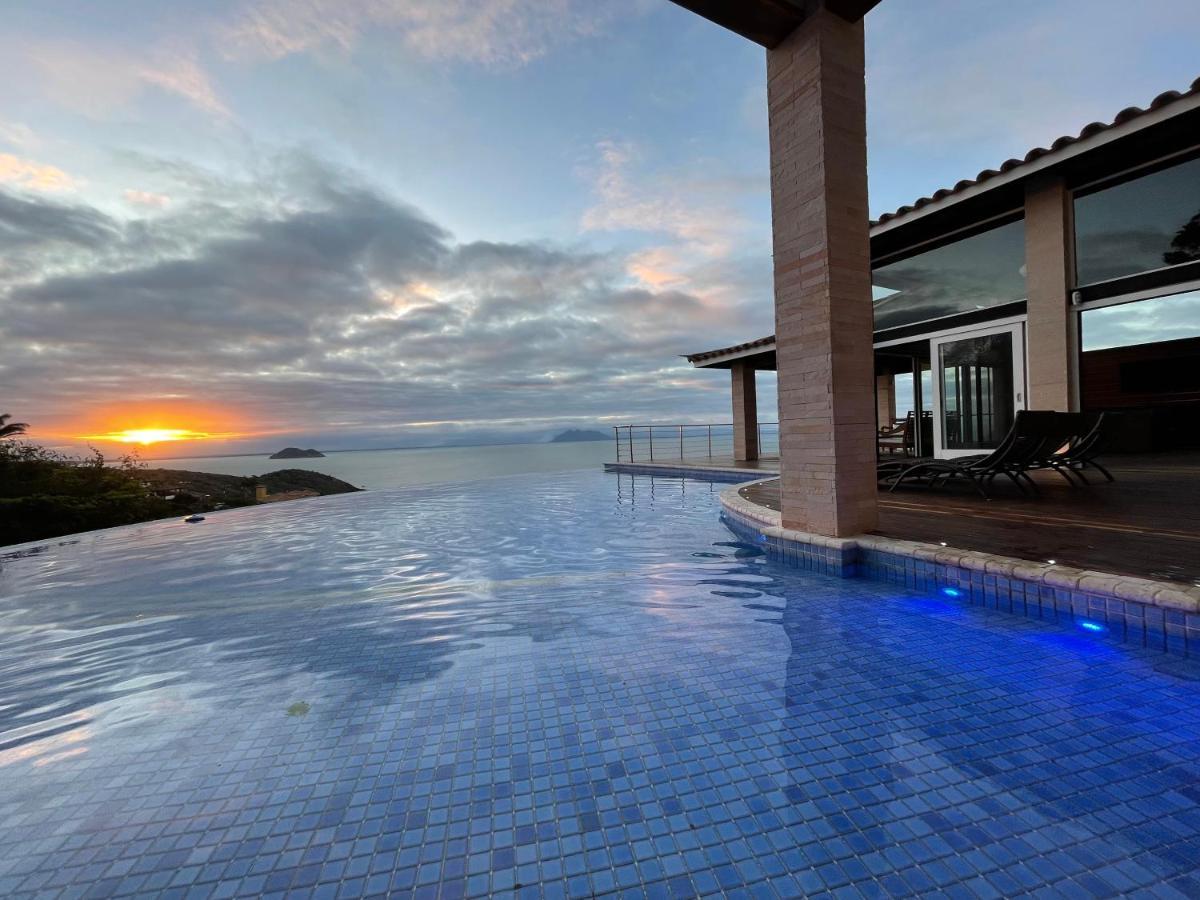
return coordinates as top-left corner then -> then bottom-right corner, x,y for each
3,0 -> 1198,453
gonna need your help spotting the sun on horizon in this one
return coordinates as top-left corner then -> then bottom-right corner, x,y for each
83,428 -> 214,446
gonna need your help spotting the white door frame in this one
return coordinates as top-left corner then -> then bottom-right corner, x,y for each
929,321 -> 1027,459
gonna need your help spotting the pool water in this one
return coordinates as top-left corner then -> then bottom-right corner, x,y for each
0,471 -> 1198,898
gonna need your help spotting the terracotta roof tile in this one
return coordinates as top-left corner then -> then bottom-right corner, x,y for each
685,334 -> 776,363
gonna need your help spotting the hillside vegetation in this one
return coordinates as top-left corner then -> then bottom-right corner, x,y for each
0,442 -> 358,547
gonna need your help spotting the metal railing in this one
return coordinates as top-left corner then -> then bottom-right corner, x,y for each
613,423 -> 780,463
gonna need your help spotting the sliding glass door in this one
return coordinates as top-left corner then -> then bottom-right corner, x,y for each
930,323 -> 1025,458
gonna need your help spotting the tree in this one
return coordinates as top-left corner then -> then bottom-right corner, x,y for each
1164,211 -> 1200,266
0,413 -> 28,439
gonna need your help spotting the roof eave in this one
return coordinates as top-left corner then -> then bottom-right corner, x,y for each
686,337 -> 778,368
668,0 -> 881,48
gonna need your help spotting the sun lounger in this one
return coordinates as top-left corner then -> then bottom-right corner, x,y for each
877,410 -> 1108,499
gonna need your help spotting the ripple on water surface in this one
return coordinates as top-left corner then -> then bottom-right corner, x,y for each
0,470 -> 1198,898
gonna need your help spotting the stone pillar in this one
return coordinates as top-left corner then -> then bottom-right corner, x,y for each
731,361 -> 760,461
1025,175 -> 1077,411
875,374 -> 895,428
768,6 -> 877,537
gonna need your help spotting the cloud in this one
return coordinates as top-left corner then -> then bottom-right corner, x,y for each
23,40 -> 230,119
134,53 -> 230,119
222,0 -> 633,68
123,189 -> 172,209
0,121 -> 39,151
0,154 -> 75,193
579,140 -> 773,323
1,154 -> 766,450
581,140 -> 740,254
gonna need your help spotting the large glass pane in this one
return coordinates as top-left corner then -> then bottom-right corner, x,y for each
1081,289 -> 1200,351
1080,290 -> 1200,439
1074,155 -> 1200,285
893,365 -> 934,456
939,332 -> 1014,451
893,369 -> 934,418
872,219 -> 1026,332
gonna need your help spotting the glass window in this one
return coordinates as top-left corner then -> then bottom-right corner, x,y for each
1081,289 -> 1200,351
1074,155 -> 1200,285
938,332 -> 1015,450
893,369 -> 933,419
871,219 -> 1026,332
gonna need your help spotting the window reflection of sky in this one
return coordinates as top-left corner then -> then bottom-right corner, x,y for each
1075,156 -> 1200,285
1082,289 -> 1200,351
872,220 -> 1026,331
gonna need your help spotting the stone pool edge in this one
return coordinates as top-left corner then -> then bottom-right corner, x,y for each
721,477 -> 1200,658
604,462 -> 768,483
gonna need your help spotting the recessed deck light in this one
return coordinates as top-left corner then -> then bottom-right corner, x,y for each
1046,559 -> 1057,565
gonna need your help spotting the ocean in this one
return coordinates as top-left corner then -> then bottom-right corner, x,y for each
144,440 -> 617,490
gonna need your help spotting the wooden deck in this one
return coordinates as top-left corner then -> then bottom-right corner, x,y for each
737,453 -> 1200,587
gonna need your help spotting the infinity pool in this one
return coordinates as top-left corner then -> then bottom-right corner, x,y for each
1,471 -> 1198,898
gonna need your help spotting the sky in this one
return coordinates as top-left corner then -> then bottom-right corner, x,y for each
2,0 -> 1198,454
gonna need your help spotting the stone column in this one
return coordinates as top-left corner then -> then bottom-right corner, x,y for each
875,373 -> 895,428
1025,175 -> 1077,411
731,361 -> 760,461
768,5 -> 877,537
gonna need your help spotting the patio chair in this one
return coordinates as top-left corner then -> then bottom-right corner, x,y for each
1042,413 -> 1115,485
877,410 -> 1054,499
877,415 -> 913,456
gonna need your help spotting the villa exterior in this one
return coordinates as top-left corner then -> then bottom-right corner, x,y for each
665,0 -> 1199,543
687,77 -> 1200,467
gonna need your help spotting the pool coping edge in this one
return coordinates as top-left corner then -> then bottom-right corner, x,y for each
719,478 -> 1200,656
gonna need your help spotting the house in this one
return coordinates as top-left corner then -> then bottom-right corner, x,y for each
686,77 -> 1200,464
657,0 -> 1199,542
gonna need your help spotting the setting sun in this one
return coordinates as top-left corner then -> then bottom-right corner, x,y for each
85,428 -> 212,446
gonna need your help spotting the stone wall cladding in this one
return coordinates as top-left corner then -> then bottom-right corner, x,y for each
721,478 -> 1200,657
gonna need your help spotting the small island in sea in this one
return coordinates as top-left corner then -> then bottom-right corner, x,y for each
550,429 -> 609,443
269,447 -> 326,459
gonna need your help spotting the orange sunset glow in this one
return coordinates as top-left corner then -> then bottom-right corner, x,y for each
60,401 -> 254,451
83,428 -> 214,446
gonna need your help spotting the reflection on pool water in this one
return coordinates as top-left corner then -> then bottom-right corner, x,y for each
0,471 -> 1198,898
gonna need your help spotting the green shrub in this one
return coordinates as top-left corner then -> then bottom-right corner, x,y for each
0,443 -> 176,545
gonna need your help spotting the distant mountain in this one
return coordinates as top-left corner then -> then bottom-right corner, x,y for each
269,447 -> 325,459
550,429 -> 609,443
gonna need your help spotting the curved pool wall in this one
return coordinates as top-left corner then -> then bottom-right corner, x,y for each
720,478 -> 1200,658
2,469 -> 1200,898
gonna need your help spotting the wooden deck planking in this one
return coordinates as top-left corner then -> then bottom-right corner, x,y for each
737,453 -> 1200,586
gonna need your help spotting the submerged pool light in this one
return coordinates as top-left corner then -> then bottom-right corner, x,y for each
1078,619 -> 1106,633
941,587 -> 962,598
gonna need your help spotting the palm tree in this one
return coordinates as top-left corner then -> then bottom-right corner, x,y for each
0,414 -> 29,439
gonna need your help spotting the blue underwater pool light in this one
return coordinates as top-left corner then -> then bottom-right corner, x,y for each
941,587 -> 962,598
1078,619 -> 1106,633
